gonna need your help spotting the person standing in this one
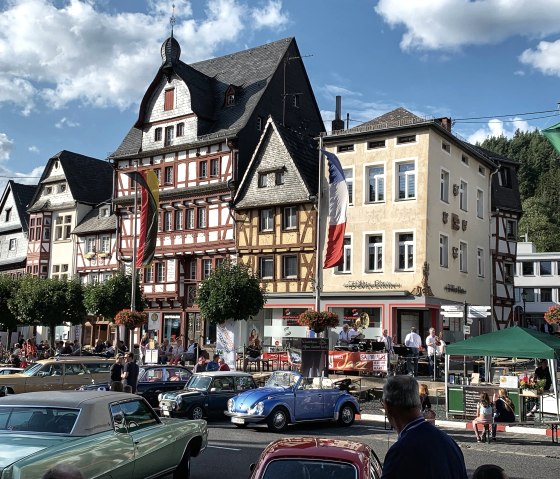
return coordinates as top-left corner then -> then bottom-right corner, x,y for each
425,328 -> 439,378
528,359 -> 552,416
122,352 -> 139,393
379,329 -> 394,375
110,355 -> 124,391
381,376 -> 467,479
206,354 -> 220,372
404,327 -> 422,377
338,324 -> 352,345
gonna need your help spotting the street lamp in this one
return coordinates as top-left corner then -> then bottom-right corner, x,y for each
521,288 -> 528,328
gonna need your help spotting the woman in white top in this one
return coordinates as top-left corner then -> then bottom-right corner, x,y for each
472,392 -> 493,442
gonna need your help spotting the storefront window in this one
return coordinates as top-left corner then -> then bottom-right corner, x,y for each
163,314 -> 181,342
341,307 -> 380,328
282,308 -> 308,326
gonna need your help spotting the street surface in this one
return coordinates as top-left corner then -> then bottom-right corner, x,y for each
189,419 -> 560,478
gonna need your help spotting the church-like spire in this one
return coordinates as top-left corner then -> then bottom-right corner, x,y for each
160,3 -> 180,82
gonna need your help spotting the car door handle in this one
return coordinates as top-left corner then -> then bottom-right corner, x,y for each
134,440 -> 140,445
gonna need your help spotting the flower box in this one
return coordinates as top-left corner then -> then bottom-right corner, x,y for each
520,389 -> 542,397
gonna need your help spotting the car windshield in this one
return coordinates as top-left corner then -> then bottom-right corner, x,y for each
262,459 -> 357,479
186,375 -> 212,391
0,407 -> 79,434
265,372 -> 298,389
21,363 -> 45,377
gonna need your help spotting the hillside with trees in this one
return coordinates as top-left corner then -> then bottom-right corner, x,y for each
480,129 -> 560,252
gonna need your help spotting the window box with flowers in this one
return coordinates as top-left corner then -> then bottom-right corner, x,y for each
298,310 -> 339,334
544,305 -> 560,327
97,252 -> 109,259
519,376 -> 547,396
114,309 -> 147,329
84,252 -> 96,260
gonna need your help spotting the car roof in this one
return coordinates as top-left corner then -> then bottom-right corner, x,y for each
195,371 -> 253,377
33,357 -> 113,363
260,437 -> 371,465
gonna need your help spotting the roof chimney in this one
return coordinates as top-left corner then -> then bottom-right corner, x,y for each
436,117 -> 452,132
332,96 -> 344,131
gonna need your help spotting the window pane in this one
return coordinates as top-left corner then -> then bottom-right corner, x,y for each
540,261 -> 552,275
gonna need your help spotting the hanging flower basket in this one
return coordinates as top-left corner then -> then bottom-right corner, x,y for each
298,310 -> 339,333
544,305 -> 560,326
114,309 -> 148,329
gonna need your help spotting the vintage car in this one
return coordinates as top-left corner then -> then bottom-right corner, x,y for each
159,371 -> 256,419
0,357 -> 113,394
250,437 -> 382,479
0,390 -> 206,478
225,371 -> 360,432
79,364 -> 193,408
0,367 -> 23,375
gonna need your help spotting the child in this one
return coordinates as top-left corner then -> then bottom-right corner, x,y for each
472,392 -> 493,442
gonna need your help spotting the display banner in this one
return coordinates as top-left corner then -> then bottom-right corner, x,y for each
216,321 -> 236,370
328,351 -> 388,372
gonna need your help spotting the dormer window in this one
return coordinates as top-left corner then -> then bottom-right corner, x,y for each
155,127 -> 162,142
45,186 -> 52,195
100,207 -> 109,218
164,88 -> 175,111
225,86 -> 236,107
58,184 -> 66,193
257,116 -> 264,132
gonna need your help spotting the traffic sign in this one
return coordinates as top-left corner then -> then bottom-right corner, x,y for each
441,305 -> 464,312
468,306 -> 492,319
441,311 -> 464,318
466,318 -> 473,325
463,325 -> 471,334
441,304 -> 465,318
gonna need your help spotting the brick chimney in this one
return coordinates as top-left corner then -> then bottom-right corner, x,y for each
331,96 -> 345,131
436,117 -> 452,131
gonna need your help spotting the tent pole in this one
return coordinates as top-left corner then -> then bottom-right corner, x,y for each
445,354 -> 449,420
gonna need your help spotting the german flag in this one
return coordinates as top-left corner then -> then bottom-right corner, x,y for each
126,170 -> 159,269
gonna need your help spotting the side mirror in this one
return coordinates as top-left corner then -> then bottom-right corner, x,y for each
210,388 -> 217,392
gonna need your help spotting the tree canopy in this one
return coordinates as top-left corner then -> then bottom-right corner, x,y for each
197,261 -> 266,325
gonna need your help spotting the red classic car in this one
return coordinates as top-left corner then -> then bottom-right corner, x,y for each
250,437 -> 383,479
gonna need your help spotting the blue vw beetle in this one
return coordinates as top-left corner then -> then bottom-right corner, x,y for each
225,371 -> 360,432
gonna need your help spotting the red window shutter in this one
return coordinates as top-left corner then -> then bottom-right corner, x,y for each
164,89 -> 174,111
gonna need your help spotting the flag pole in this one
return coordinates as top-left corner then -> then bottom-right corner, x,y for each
315,135 -> 324,311
131,161 -> 139,312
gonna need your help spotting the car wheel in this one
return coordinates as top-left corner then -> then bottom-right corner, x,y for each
267,407 -> 289,432
338,403 -> 355,427
173,446 -> 191,479
188,405 -> 204,420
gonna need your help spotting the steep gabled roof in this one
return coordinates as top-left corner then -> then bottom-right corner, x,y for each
73,206 -> 117,235
28,151 -> 113,211
358,107 -> 426,129
10,181 -> 37,230
112,37 -> 294,157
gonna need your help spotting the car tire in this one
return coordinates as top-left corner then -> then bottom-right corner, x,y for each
188,405 -> 204,420
173,445 -> 191,479
267,407 -> 289,432
338,403 -> 355,427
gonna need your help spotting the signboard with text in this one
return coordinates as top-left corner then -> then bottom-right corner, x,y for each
328,351 -> 387,372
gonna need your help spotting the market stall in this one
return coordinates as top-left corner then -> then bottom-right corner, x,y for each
445,327 -> 560,420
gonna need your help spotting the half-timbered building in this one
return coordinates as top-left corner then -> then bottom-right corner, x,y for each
0,181 -> 36,276
234,117 -> 318,345
110,35 -> 323,345
26,151 -> 113,279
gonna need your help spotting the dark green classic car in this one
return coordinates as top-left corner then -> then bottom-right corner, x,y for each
0,390 -> 207,478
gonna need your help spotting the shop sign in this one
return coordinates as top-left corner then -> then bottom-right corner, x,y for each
343,280 -> 401,290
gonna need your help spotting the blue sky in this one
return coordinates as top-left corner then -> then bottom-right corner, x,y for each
1,0 -> 560,191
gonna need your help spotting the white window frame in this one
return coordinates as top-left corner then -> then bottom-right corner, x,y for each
156,262 -> 165,283
260,209 -> 274,232
439,234 -> 449,268
459,241 -> 468,273
175,210 -> 183,230
101,236 -> 110,253
336,236 -> 352,274
197,208 -> 207,229
366,234 -> 383,272
164,166 -> 173,184
259,256 -> 274,280
164,211 -> 172,231
477,247 -> 484,277
476,188 -> 484,219
8,238 -> 16,251
85,237 -> 95,253
203,259 -> 212,279
506,219 -> 517,240
396,160 -> 416,200
282,255 -> 298,279
282,206 -> 297,230
459,180 -> 468,211
440,169 -> 450,203
186,209 -> 195,229
366,164 -> 385,203
343,168 -> 354,205
210,159 -> 219,177
397,232 -> 414,271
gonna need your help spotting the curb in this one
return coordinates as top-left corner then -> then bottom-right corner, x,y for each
359,413 -> 551,436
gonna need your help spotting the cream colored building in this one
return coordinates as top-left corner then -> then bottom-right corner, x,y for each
319,108 -> 498,344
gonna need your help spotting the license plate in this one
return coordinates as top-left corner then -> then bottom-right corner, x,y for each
162,410 -> 170,416
231,417 -> 244,424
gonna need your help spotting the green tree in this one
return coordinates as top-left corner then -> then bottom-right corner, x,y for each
9,276 -> 85,347
197,261 -> 266,325
83,271 -> 144,320
518,197 -> 560,252
0,275 -> 21,348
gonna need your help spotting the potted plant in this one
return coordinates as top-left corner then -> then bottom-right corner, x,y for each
519,376 -> 547,396
298,310 -> 339,334
544,305 -> 560,326
114,309 -> 148,329
84,252 -> 96,260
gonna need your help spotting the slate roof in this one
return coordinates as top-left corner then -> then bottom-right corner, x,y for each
73,207 -> 117,235
8,181 -> 37,231
28,151 -> 113,211
358,107 -> 427,129
111,37 -> 294,158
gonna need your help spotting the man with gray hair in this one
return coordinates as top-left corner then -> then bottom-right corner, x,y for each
42,464 -> 84,479
381,376 -> 467,479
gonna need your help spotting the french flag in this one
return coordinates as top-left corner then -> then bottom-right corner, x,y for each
321,149 -> 349,268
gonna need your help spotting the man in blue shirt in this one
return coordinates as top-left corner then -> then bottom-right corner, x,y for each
206,354 -> 220,372
381,376 -> 467,479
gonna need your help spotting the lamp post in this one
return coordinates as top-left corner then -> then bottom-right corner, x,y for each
521,288 -> 528,328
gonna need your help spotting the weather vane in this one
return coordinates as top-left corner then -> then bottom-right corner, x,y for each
170,4 -> 176,37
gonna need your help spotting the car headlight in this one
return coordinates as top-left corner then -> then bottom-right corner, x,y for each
248,401 -> 264,415
227,398 -> 234,412
158,393 -> 163,402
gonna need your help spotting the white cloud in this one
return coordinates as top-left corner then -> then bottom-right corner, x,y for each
0,0 -> 283,114
251,0 -> 289,30
375,0 -> 560,51
0,133 -> 14,161
519,39 -> 560,76
55,117 -> 80,129
28,146 -> 40,153
466,117 -> 537,144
